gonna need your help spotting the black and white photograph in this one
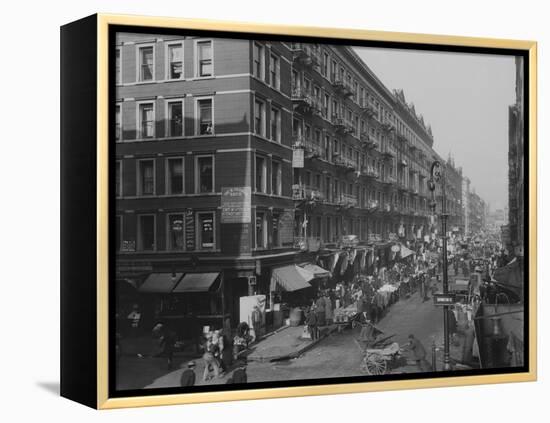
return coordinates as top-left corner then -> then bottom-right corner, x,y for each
111,29 -> 527,395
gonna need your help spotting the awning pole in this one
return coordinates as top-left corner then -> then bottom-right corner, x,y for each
221,272 -> 226,331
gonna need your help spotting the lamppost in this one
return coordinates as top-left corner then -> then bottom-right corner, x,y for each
428,160 -> 452,371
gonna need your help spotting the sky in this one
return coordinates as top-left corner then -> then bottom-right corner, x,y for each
354,46 -> 518,211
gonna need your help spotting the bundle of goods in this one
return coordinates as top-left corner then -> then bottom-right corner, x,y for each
334,304 -> 358,323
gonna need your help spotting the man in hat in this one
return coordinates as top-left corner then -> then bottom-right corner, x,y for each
228,359 -> 248,384
180,361 -> 196,387
404,334 -> 431,373
152,322 -> 177,369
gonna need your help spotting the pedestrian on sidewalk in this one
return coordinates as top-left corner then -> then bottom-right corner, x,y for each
404,334 -> 431,373
315,294 -> 326,327
127,304 -> 142,337
152,322 -> 177,370
180,361 -> 196,387
324,292 -> 334,325
202,333 -> 221,382
306,307 -> 318,340
227,359 -> 248,384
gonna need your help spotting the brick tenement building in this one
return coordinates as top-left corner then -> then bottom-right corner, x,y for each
114,34 -> 482,330
507,57 -> 524,257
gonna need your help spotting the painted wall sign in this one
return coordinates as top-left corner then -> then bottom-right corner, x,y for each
221,186 -> 251,224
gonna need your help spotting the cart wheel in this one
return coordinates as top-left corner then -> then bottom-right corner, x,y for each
361,353 -> 387,375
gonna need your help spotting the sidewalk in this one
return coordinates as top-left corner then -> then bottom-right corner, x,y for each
247,324 -> 336,362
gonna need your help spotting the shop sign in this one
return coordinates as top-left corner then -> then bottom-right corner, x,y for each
341,234 -> 359,247
121,240 -> 136,252
185,209 -> 195,251
279,210 -> 295,246
433,293 -> 456,306
221,186 -> 251,223
292,148 -> 304,168
368,234 -> 382,243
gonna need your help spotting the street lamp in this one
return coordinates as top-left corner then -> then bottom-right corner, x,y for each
428,160 -> 452,371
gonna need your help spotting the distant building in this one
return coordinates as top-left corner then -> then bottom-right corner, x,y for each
468,190 -> 486,234
507,57 -> 525,257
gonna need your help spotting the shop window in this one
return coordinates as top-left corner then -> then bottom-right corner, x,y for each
167,214 -> 185,250
197,212 -> 215,249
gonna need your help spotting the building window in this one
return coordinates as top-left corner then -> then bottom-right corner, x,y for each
138,159 -> 155,196
254,98 -> 265,136
138,102 -> 155,138
272,161 -> 281,195
137,215 -> 155,251
323,94 -> 329,118
253,42 -> 264,79
325,176 -> 331,202
272,214 -> 280,247
196,98 -> 213,135
268,54 -> 280,89
255,156 -> 266,193
166,157 -> 184,195
255,211 -> 267,248
322,52 -> 329,77
270,106 -> 281,142
196,40 -> 213,77
167,213 -> 185,250
197,212 -> 215,249
292,118 -> 302,138
196,156 -> 214,193
115,215 -> 122,251
166,43 -> 183,80
115,48 -> 121,84
115,160 -> 122,197
138,45 -> 154,82
167,100 -> 183,137
324,135 -> 330,160
115,104 -> 121,141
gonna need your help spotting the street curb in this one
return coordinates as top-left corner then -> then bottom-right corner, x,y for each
247,325 -> 338,362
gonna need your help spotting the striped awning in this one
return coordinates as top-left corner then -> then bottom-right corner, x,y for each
270,265 -> 314,292
299,263 -> 331,278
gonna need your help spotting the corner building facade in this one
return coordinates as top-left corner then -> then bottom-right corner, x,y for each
114,34 -> 469,330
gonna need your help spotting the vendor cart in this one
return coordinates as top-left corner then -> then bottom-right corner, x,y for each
355,338 -> 402,375
449,278 -> 471,302
353,320 -> 400,375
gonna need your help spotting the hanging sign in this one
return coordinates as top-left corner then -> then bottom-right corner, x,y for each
292,148 -> 304,168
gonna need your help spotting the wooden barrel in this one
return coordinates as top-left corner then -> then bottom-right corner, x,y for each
289,307 -> 303,327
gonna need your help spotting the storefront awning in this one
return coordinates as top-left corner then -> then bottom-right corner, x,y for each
173,272 -> 220,293
270,265 -> 314,292
400,245 -> 415,259
138,273 -> 183,293
300,263 -> 331,278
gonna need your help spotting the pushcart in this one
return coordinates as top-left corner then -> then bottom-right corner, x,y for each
357,342 -> 402,375
353,320 -> 401,375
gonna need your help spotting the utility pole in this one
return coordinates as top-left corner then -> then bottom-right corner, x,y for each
429,160 -> 452,371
